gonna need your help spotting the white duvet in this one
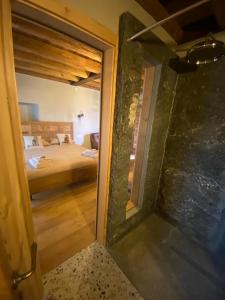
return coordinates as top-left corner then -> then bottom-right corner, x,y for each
24,144 -> 98,180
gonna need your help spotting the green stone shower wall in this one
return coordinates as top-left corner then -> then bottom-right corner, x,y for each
107,13 -> 177,244
158,59 -> 225,253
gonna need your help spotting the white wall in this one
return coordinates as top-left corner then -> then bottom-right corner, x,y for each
16,73 -> 100,148
65,0 -> 176,46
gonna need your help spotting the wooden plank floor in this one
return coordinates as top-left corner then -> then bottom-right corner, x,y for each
31,181 -> 97,274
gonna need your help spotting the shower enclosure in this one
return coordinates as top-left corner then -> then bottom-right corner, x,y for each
107,12 -> 225,300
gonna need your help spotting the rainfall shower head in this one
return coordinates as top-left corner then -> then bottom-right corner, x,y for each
185,37 -> 225,65
169,36 -> 225,74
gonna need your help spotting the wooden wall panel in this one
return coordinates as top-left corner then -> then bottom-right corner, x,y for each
21,121 -> 73,142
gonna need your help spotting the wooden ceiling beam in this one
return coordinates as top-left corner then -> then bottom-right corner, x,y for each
16,68 -> 71,84
212,0 -> 225,29
15,60 -> 80,82
82,83 -> 101,91
14,49 -> 89,79
163,0 -> 213,28
178,7 -> 212,28
135,0 -> 183,43
13,32 -> 102,74
71,73 -> 101,86
83,80 -> 101,88
16,68 -> 100,91
12,14 -> 102,63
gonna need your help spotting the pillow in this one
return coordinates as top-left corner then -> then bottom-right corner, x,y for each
42,138 -> 50,147
23,135 -> 43,149
50,138 -> 59,145
57,133 -> 72,145
64,134 -> 72,144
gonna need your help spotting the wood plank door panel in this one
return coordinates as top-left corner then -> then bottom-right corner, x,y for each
0,0 -> 43,299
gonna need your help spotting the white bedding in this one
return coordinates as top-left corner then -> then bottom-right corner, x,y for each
25,144 -> 98,180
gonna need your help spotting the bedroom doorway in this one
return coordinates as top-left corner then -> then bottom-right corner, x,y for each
8,0 -> 116,277
14,14 -> 102,273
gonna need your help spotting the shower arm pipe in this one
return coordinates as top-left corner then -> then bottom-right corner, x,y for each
127,0 -> 211,42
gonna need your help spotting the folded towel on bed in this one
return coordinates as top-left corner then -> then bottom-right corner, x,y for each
81,149 -> 98,158
28,156 -> 52,169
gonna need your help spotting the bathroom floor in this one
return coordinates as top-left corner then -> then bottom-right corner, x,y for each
110,214 -> 225,300
43,242 -> 143,300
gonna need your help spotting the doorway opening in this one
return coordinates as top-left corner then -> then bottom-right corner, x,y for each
13,13 -> 102,273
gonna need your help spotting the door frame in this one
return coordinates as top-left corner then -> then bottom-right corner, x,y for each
10,0 -> 117,244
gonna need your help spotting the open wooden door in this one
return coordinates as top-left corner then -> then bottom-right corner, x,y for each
0,0 -> 43,299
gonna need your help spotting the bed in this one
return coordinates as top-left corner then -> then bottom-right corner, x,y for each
22,121 -> 98,195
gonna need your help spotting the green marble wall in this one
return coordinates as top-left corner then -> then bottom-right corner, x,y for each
158,59 -> 225,257
107,13 -> 177,244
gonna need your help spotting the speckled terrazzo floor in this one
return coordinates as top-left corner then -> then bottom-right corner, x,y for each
43,242 -> 143,300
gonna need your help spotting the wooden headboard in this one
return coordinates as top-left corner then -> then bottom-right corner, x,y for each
21,121 -> 73,142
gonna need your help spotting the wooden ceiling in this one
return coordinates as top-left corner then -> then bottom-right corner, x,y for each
136,0 -> 225,43
12,15 -> 102,90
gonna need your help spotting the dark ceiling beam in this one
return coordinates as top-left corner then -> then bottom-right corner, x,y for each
135,0 -> 183,43
163,0 -> 206,12
164,0 -> 213,27
212,0 -> 225,29
159,0 -> 218,42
